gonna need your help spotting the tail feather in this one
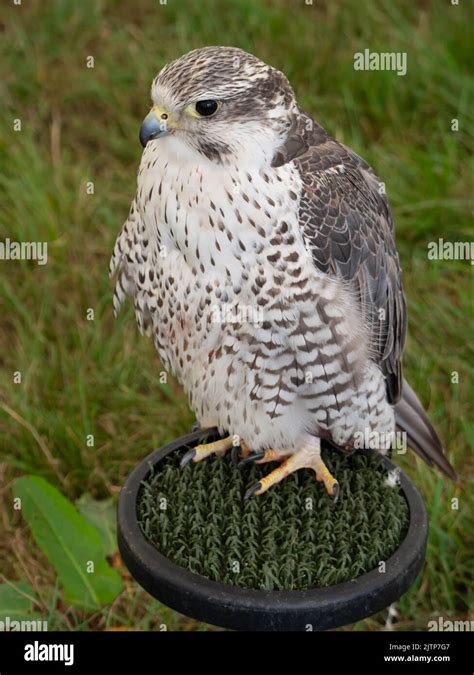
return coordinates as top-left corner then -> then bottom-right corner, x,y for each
395,379 -> 457,480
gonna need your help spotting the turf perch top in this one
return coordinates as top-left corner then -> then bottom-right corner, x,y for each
110,46 -> 456,500
138,444 -> 409,590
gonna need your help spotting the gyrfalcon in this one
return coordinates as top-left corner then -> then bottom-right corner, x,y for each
110,46 -> 456,499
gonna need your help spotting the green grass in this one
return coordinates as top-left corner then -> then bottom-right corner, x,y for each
0,0 -> 472,630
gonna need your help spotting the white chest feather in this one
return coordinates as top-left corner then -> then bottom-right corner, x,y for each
112,136 -> 393,451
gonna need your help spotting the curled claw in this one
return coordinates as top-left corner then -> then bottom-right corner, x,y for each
180,448 -> 196,468
244,482 -> 262,500
237,451 -> 265,470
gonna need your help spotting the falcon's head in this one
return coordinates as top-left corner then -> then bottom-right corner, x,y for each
139,47 -> 297,165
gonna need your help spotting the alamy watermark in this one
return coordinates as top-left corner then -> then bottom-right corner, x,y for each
24,641 -> 74,667
0,616 -> 48,631
427,238 -> 474,265
354,49 -> 407,76
353,429 -> 407,453
0,238 -> 48,265
428,616 -> 474,631
211,303 -> 264,325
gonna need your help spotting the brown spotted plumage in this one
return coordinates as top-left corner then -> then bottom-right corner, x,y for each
110,47 -> 456,498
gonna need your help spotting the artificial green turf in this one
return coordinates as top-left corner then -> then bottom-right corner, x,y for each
1,0 -> 471,630
138,445 -> 409,590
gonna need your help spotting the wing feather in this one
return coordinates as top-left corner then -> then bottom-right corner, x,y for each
273,112 -> 407,402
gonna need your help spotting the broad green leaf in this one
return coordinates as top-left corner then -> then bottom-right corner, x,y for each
14,476 -> 123,609
76,494 -> 118,556
0,581 -> 36,619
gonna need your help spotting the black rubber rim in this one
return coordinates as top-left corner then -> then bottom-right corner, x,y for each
118,429 -> 428,631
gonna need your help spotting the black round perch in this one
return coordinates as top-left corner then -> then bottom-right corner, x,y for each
118,429 -> 428,631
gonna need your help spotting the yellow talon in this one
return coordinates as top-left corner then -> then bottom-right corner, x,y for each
314,457 -> 339,496
244,439 -> 340,501
180,435 -> 234,467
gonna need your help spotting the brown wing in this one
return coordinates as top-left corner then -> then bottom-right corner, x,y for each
273,112 -> 407,403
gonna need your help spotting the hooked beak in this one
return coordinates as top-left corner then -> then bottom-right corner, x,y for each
139,107 -> 172,147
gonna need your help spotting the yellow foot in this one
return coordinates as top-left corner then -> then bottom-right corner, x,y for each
238,448 -> 291,468
244,439 -> 339,501
180,435 -> 234,467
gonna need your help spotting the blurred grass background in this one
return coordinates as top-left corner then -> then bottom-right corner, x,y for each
0,0 -> 472,630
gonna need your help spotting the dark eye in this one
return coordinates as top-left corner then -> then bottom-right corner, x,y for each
195,100 -> 219,117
